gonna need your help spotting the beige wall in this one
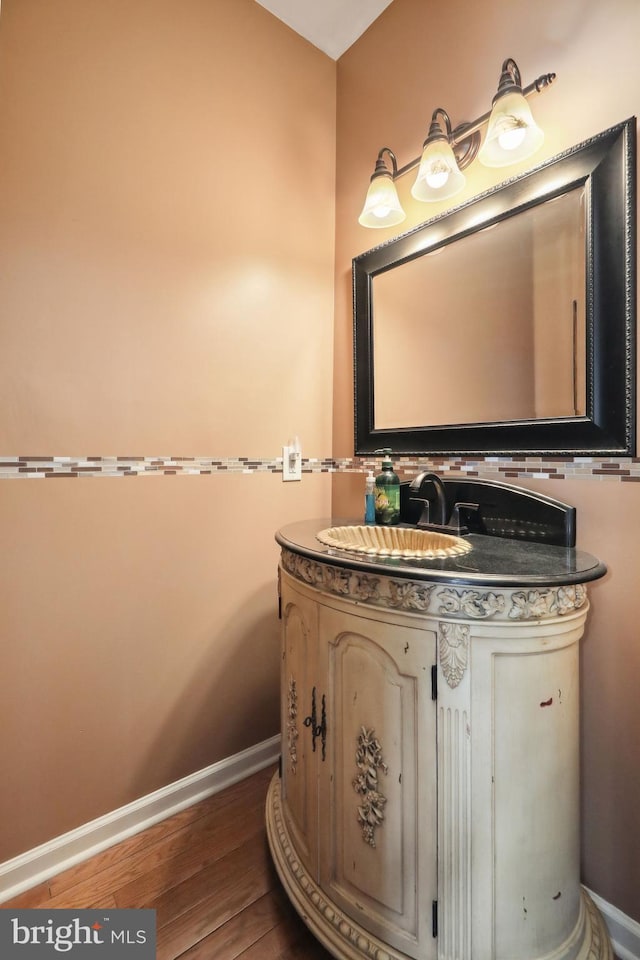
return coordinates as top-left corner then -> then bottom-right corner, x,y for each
333,0 -> 640,922
0,0 -> 335,860
2,0 -> 639,930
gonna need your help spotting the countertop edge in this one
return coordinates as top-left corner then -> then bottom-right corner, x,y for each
275,520 -> 607,589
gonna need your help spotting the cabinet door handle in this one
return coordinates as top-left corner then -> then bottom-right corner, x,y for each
303,686 -> 327,761
320,693 -> 326,761
303,686 -> 318,750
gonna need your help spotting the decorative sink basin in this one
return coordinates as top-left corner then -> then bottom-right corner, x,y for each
316,525 -> 472,559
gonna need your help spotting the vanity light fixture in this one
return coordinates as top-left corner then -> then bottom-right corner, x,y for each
411,108 -> 468,203
358,148 -> 407,228
358,57 -> 555,228
478,58 -> 545,166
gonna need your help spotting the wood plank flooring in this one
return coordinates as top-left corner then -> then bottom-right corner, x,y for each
5,770 -> 618,960
1,765 -> 332,960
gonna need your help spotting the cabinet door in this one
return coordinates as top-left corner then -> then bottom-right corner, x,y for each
318,603 -> 438,960
280,575 -> 319,880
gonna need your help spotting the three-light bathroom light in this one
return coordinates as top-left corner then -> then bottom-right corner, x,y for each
358,58 -> 555,228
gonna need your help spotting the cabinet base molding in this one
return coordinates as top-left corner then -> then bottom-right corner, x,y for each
266,771 -> 611,960
577,894 -> 613,960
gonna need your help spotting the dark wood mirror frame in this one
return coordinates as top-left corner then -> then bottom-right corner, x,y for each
353,118 -> 636,456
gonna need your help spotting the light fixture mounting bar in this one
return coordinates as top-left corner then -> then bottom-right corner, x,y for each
391,71 -> 556,181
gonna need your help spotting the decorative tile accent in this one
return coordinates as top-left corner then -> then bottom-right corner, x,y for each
0,455 -> 338,480
1,453 -> 640,481
366,455 -> 640,484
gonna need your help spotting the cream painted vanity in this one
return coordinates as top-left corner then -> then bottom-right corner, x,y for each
266,487 -> 612,960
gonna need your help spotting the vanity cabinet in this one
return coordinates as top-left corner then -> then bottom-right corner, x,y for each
266,521 -> 612,960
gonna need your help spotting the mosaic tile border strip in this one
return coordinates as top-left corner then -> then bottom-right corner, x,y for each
356,455 -> 640,484
1,454 -> 640,481
0,456 -> 336,479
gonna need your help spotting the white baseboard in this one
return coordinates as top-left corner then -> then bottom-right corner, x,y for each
586,887 -> 640,960
0,734 -> 280,905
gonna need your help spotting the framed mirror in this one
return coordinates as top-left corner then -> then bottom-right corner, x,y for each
353,118 -> 636,456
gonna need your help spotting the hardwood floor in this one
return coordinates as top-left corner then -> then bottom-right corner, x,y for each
1,765 -> 332,960
5,770 -> 619,960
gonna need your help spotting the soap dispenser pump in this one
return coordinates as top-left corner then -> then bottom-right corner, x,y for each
364,470 -> 376,524
374,449 -> 400,525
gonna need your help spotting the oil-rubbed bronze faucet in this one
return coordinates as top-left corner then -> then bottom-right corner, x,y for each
409,472 -> 479,534
409,472 -> 447,527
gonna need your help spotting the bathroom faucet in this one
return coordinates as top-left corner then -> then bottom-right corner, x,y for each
409,472 -> 448,527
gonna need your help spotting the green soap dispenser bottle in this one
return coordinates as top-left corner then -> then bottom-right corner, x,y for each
374,449 -> 400,525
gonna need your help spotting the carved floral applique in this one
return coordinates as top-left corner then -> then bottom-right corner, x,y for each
439,622 -> 470,688
324,566 -> 351,595
294,556 -> 323,586
438,588 -> 506,619
287,677 -> 299,773
388,580 -> 435,611
555,584 -> 587,615
353,727 -> 388,847
282,549 -> 590,623
352,574 -> 381,603
509,590 -> 554,619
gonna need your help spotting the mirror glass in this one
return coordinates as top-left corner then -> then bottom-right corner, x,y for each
373,187 -> 586,429
354,119 -> 636,456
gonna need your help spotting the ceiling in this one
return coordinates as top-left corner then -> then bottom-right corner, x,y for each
254,0 -> 394,60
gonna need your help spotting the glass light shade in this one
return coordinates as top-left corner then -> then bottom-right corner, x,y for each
477,89 -> 544,167
358,174 -> 406,228
411,138 -> 466,202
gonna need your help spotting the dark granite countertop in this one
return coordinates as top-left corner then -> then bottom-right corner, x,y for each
276,519 -> 606,588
